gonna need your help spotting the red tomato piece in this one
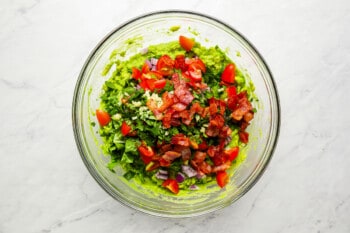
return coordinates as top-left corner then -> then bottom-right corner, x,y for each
221,63 -> 236,84
224,146 -> 240,161
162,179 -> 179,194
146,78 -> 156,91
216,171 -> 229,188
227,86 -> 237,98
141,63 -> 150,74
121,121 -> 132,136
148,71 -> 163,79
198,140 -> 208,151
174,54 -> 187,71
156,55 -> 175,76
96,109 -> 111,126
139,78 -> 149,90
179,35 -> 195,51
186,58 -> 206,73
141,154 -> 153,165
131,67 -> 141,80
188,63 -> 202,82
138,145 -> 155,157
154,79 -> 167,89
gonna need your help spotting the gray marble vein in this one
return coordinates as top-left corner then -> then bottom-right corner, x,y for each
0,0 -> 350,232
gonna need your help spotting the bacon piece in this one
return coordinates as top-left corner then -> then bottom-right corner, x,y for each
158,91 -> 174,112
180,92 -> 194,105
146,99 -> 163,120
162,151 -> 181,162
198,161 -> 212,174
212,161 -> 231,173
206,114 -> 225,137
179,110 -> 191,125
162,108 -> 175,128
231,92 -> 253,121
207,145 -> 220,157
172,103 -> 187,111
193,151 -> 207,163
205,124 -> 220,137
173,145 -> 191,161
243,111 -> 254,122
219,125 -> 232,139
159,144 -> 173,154
239,130 -> 249,144
170,118 -> 181,126
171,134 -> 190,147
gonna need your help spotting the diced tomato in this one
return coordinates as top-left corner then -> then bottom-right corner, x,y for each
221,63 -> 236,84
146,78 -> 156,91
141,63 -> 150,74
239,131 -> 249,144
227,86 -> 237,97
141,154 -> 153,165
186,58 -> 206,73
138,145 -> 155,157
139,78 -> 149,90
156,55 -> 175,76
188,63 -> 202,82
174,54 -> 187,71
120,121 -> 132,136
216,171 -> 229,188
131,67 -> 141,80
162,179 -> 179,194
154,79 -> 167,89
96,109 -> 111,126
179,35 -> 195,51
148,71 -> 163,79
224,146 -> 239,161
198,140 -> 208,151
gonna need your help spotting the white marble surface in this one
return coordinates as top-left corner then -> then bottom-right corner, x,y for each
1,0 -> 349,232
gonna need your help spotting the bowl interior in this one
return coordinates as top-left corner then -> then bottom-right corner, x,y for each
73,11 -> 279,217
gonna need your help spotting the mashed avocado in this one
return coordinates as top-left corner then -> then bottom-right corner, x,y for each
96,36 -> 257,195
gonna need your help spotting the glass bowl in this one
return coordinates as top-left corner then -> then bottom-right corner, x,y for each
72,10 -> 280,217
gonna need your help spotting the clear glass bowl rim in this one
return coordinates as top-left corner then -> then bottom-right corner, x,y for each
72,10 -> 281,218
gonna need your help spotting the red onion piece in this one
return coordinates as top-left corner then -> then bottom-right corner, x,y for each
181,165 -> 197,178
158,169 -> 168,175
176,173 -> 185,183
150,58 -> 158,65
145,59 -> 152,69
155,171 -> 168,180
196,173 -> 206,179
189,185 -> 199,190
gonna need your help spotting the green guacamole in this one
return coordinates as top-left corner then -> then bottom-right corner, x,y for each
96,37 -> 257,195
